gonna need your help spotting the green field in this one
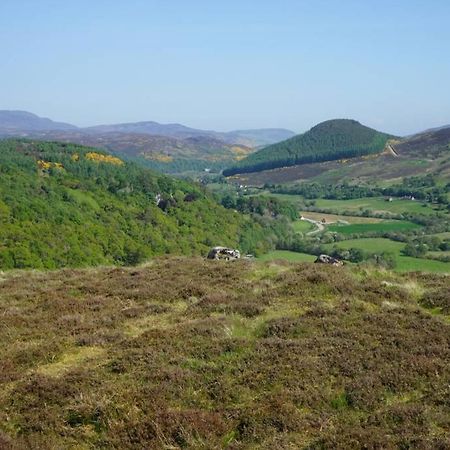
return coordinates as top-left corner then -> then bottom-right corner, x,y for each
328,221 -> 420,235
314,197 -> 439,216
324,237 -> 406,253
259,250 -> 317,262
324,238 -> 450,273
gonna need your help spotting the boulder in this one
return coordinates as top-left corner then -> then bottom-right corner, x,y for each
207,246 -> 241,261
314,254 -> 344,266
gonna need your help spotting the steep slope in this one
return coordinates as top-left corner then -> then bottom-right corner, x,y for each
0,110 -> 77,133
393,127 -> 450,158
224,119 -> 395,176
0,140 -> 269,269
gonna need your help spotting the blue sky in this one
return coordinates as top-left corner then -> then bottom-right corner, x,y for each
1,0 -> 449,135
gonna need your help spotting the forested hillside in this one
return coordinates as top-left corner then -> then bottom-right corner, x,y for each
224,119 -> 395,176
0,140 -> 274,269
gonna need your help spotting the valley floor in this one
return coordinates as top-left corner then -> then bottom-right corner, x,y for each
0,258 -> 449,449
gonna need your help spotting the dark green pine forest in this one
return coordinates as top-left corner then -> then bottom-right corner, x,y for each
224,119 -> 395,176
0,140 -> 278,269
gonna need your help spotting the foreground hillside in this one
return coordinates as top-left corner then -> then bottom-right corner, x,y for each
0,140 -> 270,269
224,119 -> 394,176
0,258 -> 449,449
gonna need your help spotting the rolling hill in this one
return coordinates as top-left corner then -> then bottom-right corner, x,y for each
223,119 -> 395,176
0,139 -> 272,269
13,130 -> 255,173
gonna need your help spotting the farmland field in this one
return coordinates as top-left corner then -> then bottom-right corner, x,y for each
328,221 -> 421,235
300,211 -> 385,224
314,197 -> 440,215
324,238 -> 406,253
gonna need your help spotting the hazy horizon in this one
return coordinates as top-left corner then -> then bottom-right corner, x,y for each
1,0 -> 449,136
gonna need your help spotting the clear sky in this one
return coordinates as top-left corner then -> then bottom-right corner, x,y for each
1,0 -> 449,135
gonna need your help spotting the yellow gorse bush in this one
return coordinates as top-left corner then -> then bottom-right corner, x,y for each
37,160 -> 64,170
85,152 -> 124,165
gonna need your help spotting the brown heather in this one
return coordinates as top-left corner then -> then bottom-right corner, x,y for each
0,258 -> 449,449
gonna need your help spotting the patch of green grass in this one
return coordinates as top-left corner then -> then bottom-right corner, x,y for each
395,257 -> 450,273
325,238 -> 450,273
325,238 -> 406,253
292,220 -> 314,233
258,251 -> 317,262
328,221 -> 420,235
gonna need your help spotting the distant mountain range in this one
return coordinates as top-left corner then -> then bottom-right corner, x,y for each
0,110 -> 295,147
224,119 -> 396,176
0,110 -> 76,132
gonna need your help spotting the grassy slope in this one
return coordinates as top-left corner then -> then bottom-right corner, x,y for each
0,258 -> 449,449
224,119 -> 394,176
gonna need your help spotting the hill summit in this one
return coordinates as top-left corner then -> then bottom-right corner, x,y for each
223,119 -> 395,176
